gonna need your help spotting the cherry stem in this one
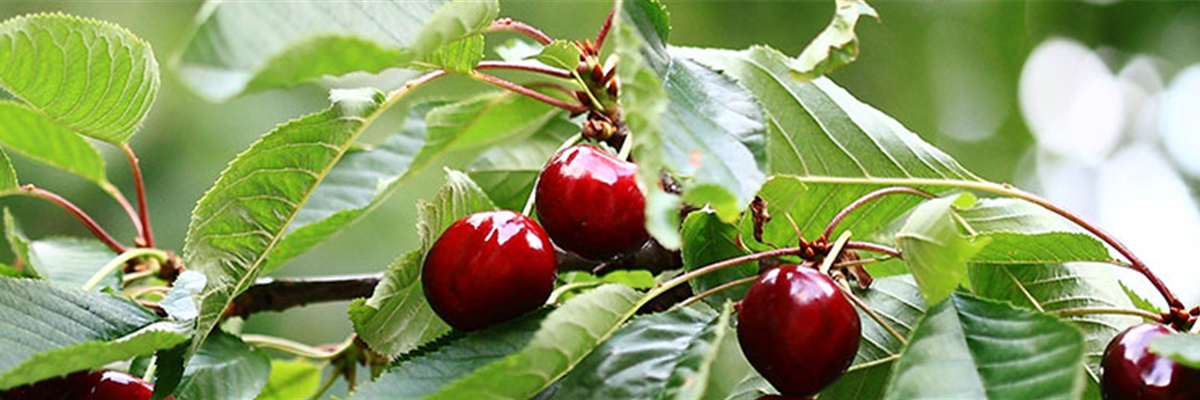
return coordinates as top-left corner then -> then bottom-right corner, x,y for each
224,273 -> 382,319
641,247 -> 807,309
674,275 -> 758,310
17,185 -> 127,253
241,334 -> 342,360
100,182 -> 143,238
839,284 -> 908,345
470,71 -> 588,113
821,186 -> 935,241
1054,306 -> 1162,322
594,5 -> 617,51
845,241 -> 902,259
121,144 -> 155,248
475,61 -> 574,79
386,69 -> 447,99
81,248 -> 168,291
484,17 -> 554,45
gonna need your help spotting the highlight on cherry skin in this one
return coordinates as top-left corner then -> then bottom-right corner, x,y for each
535,144 -> 649,261
0,370 -> 172,400
1100,322 -> 1200,400
421,209 -> 559,331
736,263 -> 862,398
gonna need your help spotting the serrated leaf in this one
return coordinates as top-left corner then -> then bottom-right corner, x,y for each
260,103 -> 430,273
884,293 -> 1087,400
791,0 -> 878,80
420,35 -> 485,73
349,250 -> 450,358
416,169 -> 496,255
1149,334 -> 1200,369
176,331 -> 271,400
0,147 -> 16,192
552,306 -> 718,399
352,310 -> 549,399
680,211 -> 751,306
0,101 -> 107,184
971,232 -> 1113,265
897,194 -> 988,304
532,40 -> 581,71
255,359 -> 321,400
428,285 -> 644,399
467,117 -> 576,211
659,302 -> 739,400
1121,282 -> 1161,314
185,88 -> 387,357
0,13 -> 158,144
176,0 -> 497,101
0,277 -> 187,389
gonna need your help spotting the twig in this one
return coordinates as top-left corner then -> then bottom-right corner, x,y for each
822,186 -> 935,241
470,71 -> 588,113
845,241 -> 902,259
839,284 -> 908,345
476,61 -> 573,79
121,144 -> 155,247
484,17 -> 553,45
17,185 -> 127,253
224,273 -> 383,318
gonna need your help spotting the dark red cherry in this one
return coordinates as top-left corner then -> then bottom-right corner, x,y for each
1101,323 -> 1200,399
1,370 -> 171,400
422,210 -> 558,330
535,144 -> 648,260
737,264 -> 860,398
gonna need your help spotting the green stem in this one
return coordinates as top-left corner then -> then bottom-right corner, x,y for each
81,248 -> 168,291
241,334 -> 340,360
794,176 -> 1184,310
142,357 -> 157,382
547,281 -> 604,305
673,275 -> 757,310
639,247 -> 805,311
1055,307 -> 1162,321
308,369 -> 339,400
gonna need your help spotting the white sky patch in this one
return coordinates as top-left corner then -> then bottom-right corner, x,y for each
1161,64 -> 1200,178
1019,38 -> 1123,164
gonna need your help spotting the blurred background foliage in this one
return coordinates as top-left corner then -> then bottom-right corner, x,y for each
2,0 -> 1200,368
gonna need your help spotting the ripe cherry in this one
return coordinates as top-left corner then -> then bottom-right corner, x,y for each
737,264 -> 860,397
1101,323 -> 1200,399
422,210 -> 558,331
535,144 -> 648,260
1,370 -> 170,400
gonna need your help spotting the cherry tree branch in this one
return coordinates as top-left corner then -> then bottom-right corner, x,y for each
225,273 -> 382,318
17,185 -> 127,253
121,144 -> 155,248
484,17 -> 553,45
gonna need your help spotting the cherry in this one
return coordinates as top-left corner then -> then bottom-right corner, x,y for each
737,264 -> 860,398
1101,322 -> 1200,399
0,370 -> 170,400
422,210 -> 558,330
535,144 -> 648,260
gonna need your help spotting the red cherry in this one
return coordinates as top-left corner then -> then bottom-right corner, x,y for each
535,144 -> 648,260
1,370 -> 171,400
1101,323 -> 1200,399
422,210 -> 558,330
737,264 -> 860,397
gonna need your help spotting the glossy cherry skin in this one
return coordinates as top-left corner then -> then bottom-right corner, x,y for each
535,144 -> 648,260
422,210 -> 558,331
737,264 -> 861,397
1,370 -> 170,400
1101,323 -> 1200,399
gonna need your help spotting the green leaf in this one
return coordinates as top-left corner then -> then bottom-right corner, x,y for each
0,277 -> 187,389
532,40 -> 582,71
255,359 -> 321,400
559,270 -> 657,290
176,331 -> 271,400
724,374 -> 774,400
349,250 -> 450,358
2,209 -> 30,270
185,88 -> 387,356
1149,334 -> 1200,369
791,0 -> 878,80
176,0 -> 498,101
553,306 -> 719,399
0,147 -> 16,192
1121,282 -> 1161,314
260,103 -> 431,273
161,271 -> 206,321
0,101 -> 107,184
680,211 -> 751,306
420,35 -> 485,73
416,169 -> 497,254
415,92 -> 561,167
956,198 -> 1115,265
428,285 -> 644,399
352,310 -> 549,399
467,117 -> 577,211
0,13 -> 158,144
884,293 -> 1087,400
964,198 -> 1140,381
659,302 -> 741,400
896,194 -> 989,304
24,236 -> 120,291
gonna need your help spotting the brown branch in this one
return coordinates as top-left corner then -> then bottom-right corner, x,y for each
224,273 -> 382,319
475,61 -> 573,79
822,186 -> 935,241
484,17 -> 553,45
121,144 -> 154,248
17,185 -> 127,253
101,183 -> 143,238
470,72 -> 588,113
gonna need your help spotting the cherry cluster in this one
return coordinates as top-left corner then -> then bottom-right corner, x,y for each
1,370 -> 167,400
